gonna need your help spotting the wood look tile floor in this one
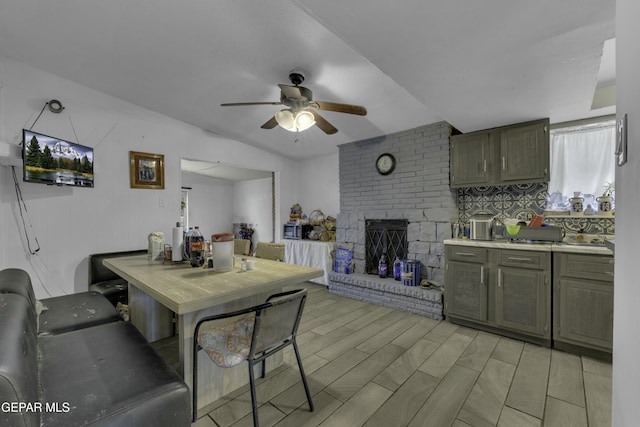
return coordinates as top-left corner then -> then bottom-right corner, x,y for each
155,283 -> 612,427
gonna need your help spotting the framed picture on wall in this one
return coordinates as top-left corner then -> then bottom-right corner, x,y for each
130,151 -> 165,189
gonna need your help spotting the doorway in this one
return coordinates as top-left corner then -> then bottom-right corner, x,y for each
180,159 -> 276,248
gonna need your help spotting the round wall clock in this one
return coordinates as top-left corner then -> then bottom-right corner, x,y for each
376,153 -> 396,175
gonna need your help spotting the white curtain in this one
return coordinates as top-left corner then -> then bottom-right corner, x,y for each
548,121 -> 616,206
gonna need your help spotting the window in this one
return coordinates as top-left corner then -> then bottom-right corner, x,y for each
547,117 -> 616,212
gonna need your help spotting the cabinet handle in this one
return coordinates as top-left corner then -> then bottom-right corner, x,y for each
502,156 -> 506,170
483,159 -> 487,172
605,271 -> 614,276
498,268 -> 502,287
480,266 -> 484,284
456,252 -> 476,257
507,256 -> 533,262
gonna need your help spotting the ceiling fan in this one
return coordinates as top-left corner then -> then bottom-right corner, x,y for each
221,72 -> 367,134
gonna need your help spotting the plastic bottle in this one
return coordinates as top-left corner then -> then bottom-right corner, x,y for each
183,227 -> 194,259
189,226 -> 205,267
378,253 -> 388,278
393,256 -> 402,281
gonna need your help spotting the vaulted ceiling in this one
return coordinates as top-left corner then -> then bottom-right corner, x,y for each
0,0 -> 616,161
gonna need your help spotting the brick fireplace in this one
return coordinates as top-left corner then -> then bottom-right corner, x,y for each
335,121 -> 457,284
328,121 -> 457,319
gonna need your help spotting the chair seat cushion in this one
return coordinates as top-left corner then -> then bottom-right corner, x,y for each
197,316 -> 254,368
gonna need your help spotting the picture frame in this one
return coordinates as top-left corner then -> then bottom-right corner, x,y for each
129,151 -> 165,189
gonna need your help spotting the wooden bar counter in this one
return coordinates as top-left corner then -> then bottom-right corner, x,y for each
103,254 -> 323,415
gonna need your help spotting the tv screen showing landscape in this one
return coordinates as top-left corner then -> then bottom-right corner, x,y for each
23,129 -> 94,187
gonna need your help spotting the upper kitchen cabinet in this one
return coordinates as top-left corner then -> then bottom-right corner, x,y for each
450,118 -> 549,188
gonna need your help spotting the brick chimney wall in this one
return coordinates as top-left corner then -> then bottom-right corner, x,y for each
336,121 -> 457,283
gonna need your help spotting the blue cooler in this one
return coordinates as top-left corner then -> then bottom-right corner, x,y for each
400,260 -> 421,286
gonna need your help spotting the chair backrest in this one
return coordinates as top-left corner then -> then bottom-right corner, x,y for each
249,289 -> 307,358
254,242 -> 285,261
234,239 -> 250,256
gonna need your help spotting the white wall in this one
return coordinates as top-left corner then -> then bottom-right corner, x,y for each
0,55 -> 300,297
612,1 -> 640,425
295,152 -> 340,218
180,172 -> 234,238
233,178 -> 274,246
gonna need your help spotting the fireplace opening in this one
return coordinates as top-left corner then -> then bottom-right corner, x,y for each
365,219 -> 408,274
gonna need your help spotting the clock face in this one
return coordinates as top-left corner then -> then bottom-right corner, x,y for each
376,153 -> 396,175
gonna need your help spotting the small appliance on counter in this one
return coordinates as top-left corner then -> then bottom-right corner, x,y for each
469,214 -> 496,241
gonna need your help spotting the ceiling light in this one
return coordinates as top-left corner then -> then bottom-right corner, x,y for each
275,109 -> 316,132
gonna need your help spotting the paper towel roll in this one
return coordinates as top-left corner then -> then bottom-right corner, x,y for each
172,226 -> 184,261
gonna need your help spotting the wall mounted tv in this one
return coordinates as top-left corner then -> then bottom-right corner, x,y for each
22,129 -> 94,187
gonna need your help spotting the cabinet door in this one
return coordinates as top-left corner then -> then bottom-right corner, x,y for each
495,266 -> 549,337
446,261 -> 487,321
450,132 -> 491,188
500,120 -> 549,183
556,278 -> 613,350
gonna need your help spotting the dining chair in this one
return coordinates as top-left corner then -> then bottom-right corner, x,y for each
234,238 -> 251,256
192,288 -> 313,426
253,242 -> 285,262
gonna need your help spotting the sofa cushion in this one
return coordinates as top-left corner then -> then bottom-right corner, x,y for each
38,321 -> 190,427
0,294 -> 39,427
89,279 -> 128,306
38,291 -> 122,336
0,268 -> 37,307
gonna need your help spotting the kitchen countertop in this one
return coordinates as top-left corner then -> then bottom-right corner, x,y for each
444,238 -> 614,256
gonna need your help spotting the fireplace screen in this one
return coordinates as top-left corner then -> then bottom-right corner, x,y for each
365,219 -> 408,274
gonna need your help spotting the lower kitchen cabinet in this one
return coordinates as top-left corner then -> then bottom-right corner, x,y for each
553,253 -> 614,356
446,260 -> 487,322
445,245 -> 551,346
495,266 -> 549,337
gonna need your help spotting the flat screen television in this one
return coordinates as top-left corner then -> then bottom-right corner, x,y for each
22,129 -> 94,187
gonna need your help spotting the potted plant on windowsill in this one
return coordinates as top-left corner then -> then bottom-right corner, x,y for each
597,182 -> 615,216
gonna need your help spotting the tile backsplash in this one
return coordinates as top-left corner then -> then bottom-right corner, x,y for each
456,183 -> 615,235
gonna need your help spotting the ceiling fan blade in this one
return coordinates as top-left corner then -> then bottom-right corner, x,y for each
310,110 -> 338,135
315,101 -> 367,116
261,116 -> 278,129
278,84 -> 303,99
221,102 -> 282,107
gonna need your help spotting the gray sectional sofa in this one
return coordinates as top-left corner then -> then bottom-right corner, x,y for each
0,268 -> 190,427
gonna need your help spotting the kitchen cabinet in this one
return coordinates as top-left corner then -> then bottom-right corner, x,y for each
495,250 -> 550,338
450,118 -> 549,188
445,246 -> 488,321
445,245 -> 551,345
553,253 -> 614,354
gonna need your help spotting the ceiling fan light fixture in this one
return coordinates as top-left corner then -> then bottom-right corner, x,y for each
294,110 -> 315,131
275,109 -> 295,131
275,109 -> 315,132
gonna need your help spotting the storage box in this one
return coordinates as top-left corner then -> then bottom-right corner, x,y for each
334,259 -> 354,274
335,248 -> 353,261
